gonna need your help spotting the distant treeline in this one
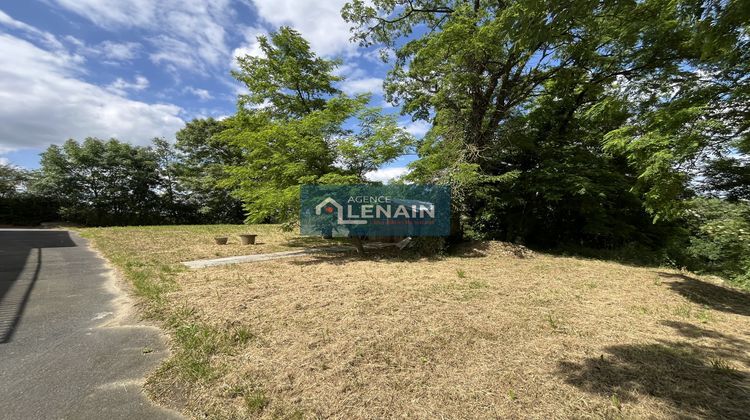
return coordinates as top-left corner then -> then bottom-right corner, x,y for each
0,125 -> 244,226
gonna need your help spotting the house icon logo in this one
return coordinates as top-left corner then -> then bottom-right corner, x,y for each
301,185 -> 451,237
315,197 -> 367,225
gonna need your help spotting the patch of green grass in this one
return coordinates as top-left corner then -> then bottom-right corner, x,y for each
610,393 -> 622,411
169,322 -> 258,382
225,384 -> 246,398
433,277 -> 489,301
673,303 -> 714,323
244,389 -> 270,414
456,269 -> 466,278
281,409 -> 305,420
165,305 -> 196,328
172,323 -> 224,381
223,383 -> 272,415
696,306 -> 713,323
710,358 -> 740,378
635,305 -> 651,315
507,389 -> 517,401
107,258 -> 182,311
546,314 -> 559,330
467,280 -> 488,289
673,304 -> 692,318
231,326 -> 256,345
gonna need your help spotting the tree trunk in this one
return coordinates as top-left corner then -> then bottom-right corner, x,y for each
351,236 -> 365,255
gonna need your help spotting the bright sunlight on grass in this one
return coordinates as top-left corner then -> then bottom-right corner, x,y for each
81,225 -> 750,419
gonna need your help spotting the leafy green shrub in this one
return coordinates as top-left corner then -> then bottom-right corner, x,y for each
680,199 -> 750,289
0,194 -> 60,225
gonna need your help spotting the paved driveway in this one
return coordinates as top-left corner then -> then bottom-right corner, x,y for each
0,229 -> 180,419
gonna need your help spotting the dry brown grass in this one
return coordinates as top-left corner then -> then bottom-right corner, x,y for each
81,225 -> 337,263
81,226 -> 750,419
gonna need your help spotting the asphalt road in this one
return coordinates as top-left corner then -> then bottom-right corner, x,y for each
0,229 -> 181,419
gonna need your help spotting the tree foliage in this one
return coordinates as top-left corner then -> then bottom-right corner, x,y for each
174,118 -> 245,223
36,138 -> 163,225
343,0 -> 749,246
0,164 -> 56,225
682,198 -> 750,288
232,27 -> 342,117
0,163 -> 27,198
223,27 -> 413,224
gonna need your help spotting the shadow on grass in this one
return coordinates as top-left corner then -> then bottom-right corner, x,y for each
534,242 -> 666,269
284,239 -> 543,266
657,272 -> 750,317
447,241 -> 493,258
287,252 -> 363,266
660,321 -> 750,365
558,338 -> 749,418
287,245 -> 447,266
283,236 -> 347,249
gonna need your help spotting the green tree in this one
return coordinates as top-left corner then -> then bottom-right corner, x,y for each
174,118 -> 245,223
600,0 -> 749,219
344,0 -> 682,164
0,163 -> 27,198
343,0 -> 745,244
681,198 -> 750,288
702,156 -> 750,201
37,138 -> 162,225
0,164 -> 59,225
224,27 -> 412,225
232,26 -> 342,118
336,107 -> 414,180
153,137 -> 185,221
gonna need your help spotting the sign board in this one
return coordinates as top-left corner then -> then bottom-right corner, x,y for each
300,184 -> 451,237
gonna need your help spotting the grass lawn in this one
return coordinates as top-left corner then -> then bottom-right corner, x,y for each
79,225 -> 750,419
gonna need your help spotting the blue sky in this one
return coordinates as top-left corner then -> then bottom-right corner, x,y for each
0,0 -> 426,181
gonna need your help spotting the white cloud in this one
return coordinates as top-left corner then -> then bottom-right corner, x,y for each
365,167 -> 410,183
403,120 -> 431,137
95,40 -> 141,61
250,0 -> 354,57
0,33 -> 184,152
64,36 -> 141,62
0,157 -> 9,166
48,0 -> 157,27
231,26 -> 267,69
0,10 -> 85,66
49,0 -> 235,71
333,62 -> 368,79
185,86 -> 213,100
340,77 -> 383,96
149,35 -> 205,70
106,75 -> 149,95
47,0 -> 368,85
0,9 -> 66,51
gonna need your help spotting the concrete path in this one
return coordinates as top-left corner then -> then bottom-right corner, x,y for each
181,240 -> 412,269
0,229 -> 181,420
181,246 -> 352,269
182,238 -> 418,268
